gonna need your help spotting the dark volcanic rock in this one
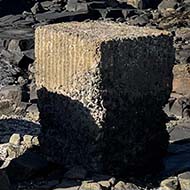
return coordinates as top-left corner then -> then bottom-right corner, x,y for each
178,171 -> 190,190
31,2 -> 45,15
0,0 -> 35,17
175,28 -> 190,65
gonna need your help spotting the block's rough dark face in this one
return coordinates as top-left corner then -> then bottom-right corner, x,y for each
36,21 -> 175,176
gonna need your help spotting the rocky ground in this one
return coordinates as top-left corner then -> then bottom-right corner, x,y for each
0,0 -> 190,190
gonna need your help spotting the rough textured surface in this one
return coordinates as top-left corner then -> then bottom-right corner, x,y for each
178,172 -> 190,190
173,64 -> 190,96
35,21 -> 174,175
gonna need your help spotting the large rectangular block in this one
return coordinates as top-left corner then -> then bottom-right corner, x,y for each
35,21 -> 175,175
173,64 -> 190,95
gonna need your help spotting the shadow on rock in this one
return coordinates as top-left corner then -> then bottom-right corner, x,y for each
37,87 -> 100,172
5,149 -> 49,183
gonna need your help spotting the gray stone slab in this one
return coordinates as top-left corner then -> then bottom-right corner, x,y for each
169,120 -> 190,142
0,27 -> 34,40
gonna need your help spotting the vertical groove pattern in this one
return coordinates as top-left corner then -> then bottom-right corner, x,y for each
35,27 -> 98,92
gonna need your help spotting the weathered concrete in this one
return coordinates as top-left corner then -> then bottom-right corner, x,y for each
35,21 -> 174,175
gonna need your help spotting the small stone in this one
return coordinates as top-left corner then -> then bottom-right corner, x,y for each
9,134 -> 21,146
17,76 -> 27,86
28,63 -> 35,73
124,183 -> 139,190
79,182 -> 102,190
114,181 -> 128,190
31,2 -> 44,15
129,15 -> 149,26
23,135 -> 33,148
7,144 -> 26,159
41,1 -> 54,11
98,180 -> 111,188
125,0 -> 143,9
32,136 -> 39,146
66,0 -> 78,12
0,85 -> 22,107
160,177 -> 179,190
0,143 -> 9,161
109,177 -> 116,186
26,104 -> 39,121
2,48 -> 24,66
178,172 -> 190,190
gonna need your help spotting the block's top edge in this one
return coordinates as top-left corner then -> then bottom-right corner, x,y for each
36,21 -> 170,41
